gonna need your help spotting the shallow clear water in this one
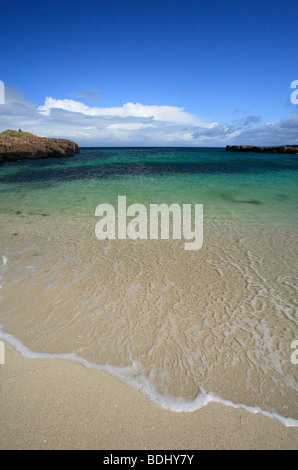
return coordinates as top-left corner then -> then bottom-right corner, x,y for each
0,147 -> 297,224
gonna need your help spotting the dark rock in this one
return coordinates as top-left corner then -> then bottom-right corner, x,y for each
226,145 -> 298,154
275,194 -> 289,201
240,199 -> 262,205
0,129 -> 80,162
221,193 -> 262,205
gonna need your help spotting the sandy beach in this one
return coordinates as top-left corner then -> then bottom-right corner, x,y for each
0,149 -> 297,451
0,340 -> 297,450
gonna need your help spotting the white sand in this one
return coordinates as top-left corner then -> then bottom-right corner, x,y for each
0,341 -> 297,450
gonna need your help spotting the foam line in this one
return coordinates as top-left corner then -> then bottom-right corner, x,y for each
0,325 -> 297,428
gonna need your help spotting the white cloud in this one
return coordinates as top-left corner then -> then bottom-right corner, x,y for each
0,87 -> 297,147
37,97 -> 203,126
106,122 -> 154,130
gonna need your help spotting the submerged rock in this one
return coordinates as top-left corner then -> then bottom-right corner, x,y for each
274,194 -> 290,201
221,193 -> 262,205
0,129 -> 80,162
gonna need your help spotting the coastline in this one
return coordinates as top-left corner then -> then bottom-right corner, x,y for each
0,129 -> 80,162
1,340 -> 298,450
225,144 -> 298,154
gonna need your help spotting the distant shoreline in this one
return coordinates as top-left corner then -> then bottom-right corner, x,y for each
226,145 -> 298,154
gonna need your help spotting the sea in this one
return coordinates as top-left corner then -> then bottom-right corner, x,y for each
0,147 -> 297,426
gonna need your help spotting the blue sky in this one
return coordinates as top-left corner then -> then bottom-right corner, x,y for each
0,0 -> 297,146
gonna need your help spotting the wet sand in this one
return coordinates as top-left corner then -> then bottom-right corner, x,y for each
0,341 -> 297,450
0,212 -> 297,449
1,213 -> 297,420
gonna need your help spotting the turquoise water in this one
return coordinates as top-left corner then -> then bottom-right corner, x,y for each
0,147 -> 297,225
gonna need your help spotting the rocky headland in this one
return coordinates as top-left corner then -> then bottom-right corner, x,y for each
226,145 -> 298,154
0,129 -> 80,162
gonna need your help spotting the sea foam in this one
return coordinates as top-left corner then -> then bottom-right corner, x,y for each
0,324 -> 297,428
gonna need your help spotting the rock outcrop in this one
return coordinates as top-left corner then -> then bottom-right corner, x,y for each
0,129 -> 80,162
226,145 -> 298,154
